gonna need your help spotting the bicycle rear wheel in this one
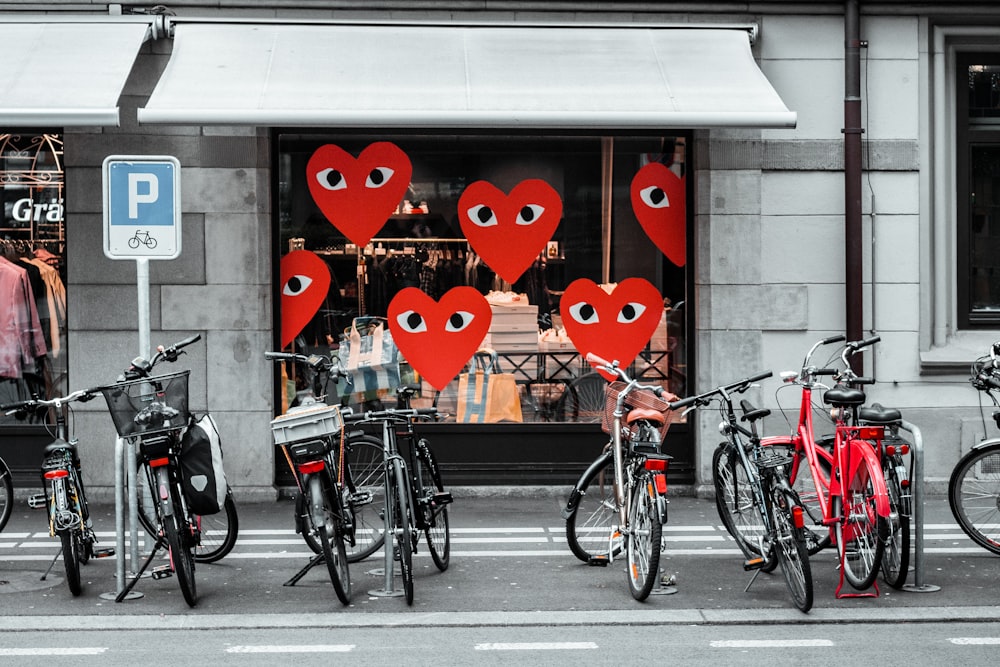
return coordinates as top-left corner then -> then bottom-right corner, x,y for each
770,486 -> 813,613
564,449 -> 622,563
0,457 -> 12,533
162,499 -> 197,607
194,491 -> 239,563
344,435 -> 387,562
307,475 -> 350,605
948,442 -> 1000,556
881,452 -> 911,589
626,474 -> 662,601
415,441 -> 450,571
836,453 -> 887,590
60,529 -> 82,596
390,459 -> 414,605
712,443 -> 766,558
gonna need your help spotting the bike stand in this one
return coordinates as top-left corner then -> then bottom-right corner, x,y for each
283,553 -> 327,587
834,553 -> 879,599
368,543 -> 404,598
39,546 -> 63,582
650,571 -> 678,596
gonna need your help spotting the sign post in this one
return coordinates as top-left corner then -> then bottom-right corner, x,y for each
101,155 -> 182,602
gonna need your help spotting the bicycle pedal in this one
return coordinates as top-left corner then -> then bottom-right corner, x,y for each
431,491 -> 453,506
27,494 -> 47,509
743,557 -> 766,571
151,565 -> 173,580
588,556 -> 610,567
92,548 -> 115,558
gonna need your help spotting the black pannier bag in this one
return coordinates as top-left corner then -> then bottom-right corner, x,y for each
180,414 -> 228,515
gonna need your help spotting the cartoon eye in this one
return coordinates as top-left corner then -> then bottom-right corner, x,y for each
366,167 -> 395,189
639,185 -> 670,209
395,310 -> 428,333
444,311 -> 476,332
466,204 -> 498,227
617,302 -> 648,324
282,275 -> 313,296
315,168 -> 347,191
516,204 -> 546,226
567,301 -> 599,325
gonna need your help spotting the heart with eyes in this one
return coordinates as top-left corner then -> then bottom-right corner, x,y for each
631,162 -> 686,267
279,250 -> 331,349
306,142 -> 412,247
387,287 -> 493,390
560,278 -> 663,381
458,179 -> 563,283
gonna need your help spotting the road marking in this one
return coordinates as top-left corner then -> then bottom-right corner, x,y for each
711,639 -> 834,648
949,638 -> 1000,645
475,642 -> 598,651
227,645 -> 354,653
0,648 -> 108,656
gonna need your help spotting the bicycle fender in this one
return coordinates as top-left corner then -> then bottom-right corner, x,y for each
969,437 -> 1000,452
307,474 -> 326,529
155,467 -> 173,519
845,439 -> 891,518
561,449 -> 614,520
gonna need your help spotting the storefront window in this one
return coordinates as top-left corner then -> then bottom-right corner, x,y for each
276,133 -> 687,422
0,133 -> 67,417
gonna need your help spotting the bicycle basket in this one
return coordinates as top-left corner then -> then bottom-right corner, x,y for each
99,371 -> 191,438
601,381 -> 676,439
270,403 -> 344,445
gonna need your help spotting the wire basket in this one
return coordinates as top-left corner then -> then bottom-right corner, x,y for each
99,371 -> 191,438
601,381 -> 676,439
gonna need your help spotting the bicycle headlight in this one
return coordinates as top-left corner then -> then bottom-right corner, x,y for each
718,421 -> 729,436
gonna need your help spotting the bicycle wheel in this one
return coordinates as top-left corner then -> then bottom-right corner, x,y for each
60,529 -> 83,596
194,491 -> 239,563
561,372 -> 607,422
772,437 -> 833,555
564,450 -> 623,562
162,498 -> 198,607
306,475 -> 351,605
712,443 -> 766,558
836,453 -> 887,590
770,485 -> 813,613
344,435 -> 387,562
415,441 -> 450,571
948,442 -> 1000,555
625,474 -> 662,601
881,453 -> 911,588
390,459 -> 414,605
0,457 -> 12,533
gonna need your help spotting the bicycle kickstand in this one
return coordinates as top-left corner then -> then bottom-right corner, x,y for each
283,552 -> 325,587
39,545 -> 62,582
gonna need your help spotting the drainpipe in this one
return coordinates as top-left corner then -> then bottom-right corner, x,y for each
845,0 -> 865,373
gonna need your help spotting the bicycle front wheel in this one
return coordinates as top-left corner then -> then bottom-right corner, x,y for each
564,450 -> 622,563
626,474 -> 662,601
712,443 -> 766,558
60,529 -> 83,596
770,486 -> 813,613
163,509 -> 197,607
416,441 -> 450,571
881,452 -> 911,588
949,442 -> 1000,555
307,475 -> 350,605
0,457 -> 12,533
836,453 -> 887,591
390,459 -> 414,605
344,435 -> 387,562
194,491 -> 239,563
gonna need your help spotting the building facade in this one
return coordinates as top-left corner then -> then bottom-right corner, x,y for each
1,0 -> 998,498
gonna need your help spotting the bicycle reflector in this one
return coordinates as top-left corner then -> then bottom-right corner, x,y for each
654,474 -> 668,495
885,443 -> 910,456
297,460 -> 325,475
43,469 -> 69,480
857,426 -> 884,441
645,458 -> 668,472
791,505 -> 805,530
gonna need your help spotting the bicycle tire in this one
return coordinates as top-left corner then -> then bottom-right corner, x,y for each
564,450 -> 622,563
771,437 -> 833,555
307,475 -> 351,605
770,485 -> 813,613
948,442 -> 1000,556
0,457 -> 12,533
391,459 -> 414,605
881,453 -> 911,589
626,474 -> 662,601
344,435 -> 387,562
836,452 -> 887,590
712,443 -> 767,559
163,503 -> 198,607
415,441 -> 450,572
60,529 -> 83,596
194,491 -> 239,563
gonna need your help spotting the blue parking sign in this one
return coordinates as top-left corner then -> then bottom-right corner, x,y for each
103,156 -> 181,260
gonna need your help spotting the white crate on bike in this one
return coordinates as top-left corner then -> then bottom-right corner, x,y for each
270,403 -> 344,445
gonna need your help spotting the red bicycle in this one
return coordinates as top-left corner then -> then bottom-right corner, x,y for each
762,335 -> 891,596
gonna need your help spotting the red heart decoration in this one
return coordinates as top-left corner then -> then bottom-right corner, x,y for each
631,162 -> 686,267
280,250 -> 331,349
560,278 -> 663,381
387,287 -> 493,390
306,142 -> 413,247
458,179 -> 563,283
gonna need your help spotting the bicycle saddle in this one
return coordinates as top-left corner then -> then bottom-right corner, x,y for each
626,407 -> 666,425
43,438 -> 76,456
858,402 -> 901,425
822,386 -> 866,406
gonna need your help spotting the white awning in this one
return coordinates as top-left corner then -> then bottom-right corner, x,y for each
139,22 -> 797,129
0,19 -> 153,127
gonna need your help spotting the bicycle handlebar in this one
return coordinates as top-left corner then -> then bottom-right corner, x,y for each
126,334 -> 202,379
584,352 -> 666,398
0,386 -> 102,415
343,407 -> 440,424
264,350 -> 344,375
668,370 -> 772,411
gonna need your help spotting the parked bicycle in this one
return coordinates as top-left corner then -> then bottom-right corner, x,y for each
948,340 -> 1000,556
562,353 -> 673,601
100,334 -> 211,607
340,388 -> 453,606
674,370 -> 813,612
763,335 -> 891,596
266,350 -> 356,605
0,450 -> 10,535
0,389 -> 114,596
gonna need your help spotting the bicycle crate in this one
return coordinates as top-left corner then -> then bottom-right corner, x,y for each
270,403 -> 344,445
601,381 -> 676,439
99,371 -> 190,438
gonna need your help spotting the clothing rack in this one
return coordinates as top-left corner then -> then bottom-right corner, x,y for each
369,237 -> 469,244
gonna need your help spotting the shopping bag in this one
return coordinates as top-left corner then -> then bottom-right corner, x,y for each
179,414 -> 228,515
457,349 -> 523,423
338,317 -> 401,396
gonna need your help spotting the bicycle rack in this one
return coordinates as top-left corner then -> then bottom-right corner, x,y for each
899,420 -> 939,593
100,436 -> 144,602
369,420 -> 404,598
